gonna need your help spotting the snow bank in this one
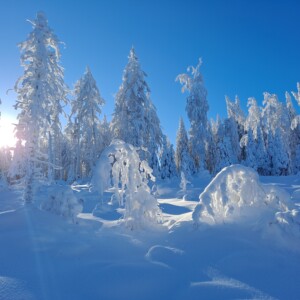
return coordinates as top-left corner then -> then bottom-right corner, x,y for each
192,165 -> 300,237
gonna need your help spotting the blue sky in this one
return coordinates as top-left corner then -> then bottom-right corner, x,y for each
1,0 -> 300,144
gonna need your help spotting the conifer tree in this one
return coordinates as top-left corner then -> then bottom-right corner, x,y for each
68,67 -> 105,179
176,58 -> 209,171
262,93 -> 291,175
175,118 -> 194,175
241,97 -> 269,174
111,47 -> 162,173
213,116 -> 238,173
159,135 -> 177,179
13,12 -> 68,202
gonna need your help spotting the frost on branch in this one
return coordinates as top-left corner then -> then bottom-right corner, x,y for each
192,165 -> 299,236
92,140 -> 162,229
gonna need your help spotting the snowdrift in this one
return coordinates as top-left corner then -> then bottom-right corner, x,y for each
193,165 -> 300,237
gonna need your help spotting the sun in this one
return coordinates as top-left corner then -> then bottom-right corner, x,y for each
0,114 -> 17,148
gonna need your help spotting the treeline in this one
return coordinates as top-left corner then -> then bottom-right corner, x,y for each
0,12 -> 300,202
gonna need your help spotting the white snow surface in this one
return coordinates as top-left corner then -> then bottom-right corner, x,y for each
193,165 -> 289,222
1,169 -> 300,299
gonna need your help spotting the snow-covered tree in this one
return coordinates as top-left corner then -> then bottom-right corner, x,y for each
13,12 -> 68,202
175,118 -> 195,176
226,95 -> 245,139
205,122 -> 218,174
286,91 -> 300,173
223,116 -> 240,163
262,92 -> 291,175
68,67 -> 105,180
291,82 -> 300,107
159,135 -> 177,179
0,147 -> 12,184
100,115 -> 112,150
110,47 -> 163,173
213,116 -> 238,173
92,140 -> 162,229
176,58 -> 209,171
267,128 -> 290,175
245,98 -> 262,139
241,97 -> 269,174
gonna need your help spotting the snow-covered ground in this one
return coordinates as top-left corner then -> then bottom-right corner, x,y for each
1,173 -> 300,300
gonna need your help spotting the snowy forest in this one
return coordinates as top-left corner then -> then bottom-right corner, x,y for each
1,12 -> 300,195
1,11 -> 300,300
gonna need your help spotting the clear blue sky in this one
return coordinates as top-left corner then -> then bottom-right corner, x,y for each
1,0 -> 300,144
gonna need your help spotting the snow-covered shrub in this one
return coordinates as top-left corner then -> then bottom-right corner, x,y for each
192,165 -> 294,226
179,172 -> 190,193
92,140 -> 162,229
39,184 -> 83,223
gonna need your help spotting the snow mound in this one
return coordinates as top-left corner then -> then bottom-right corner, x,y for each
192,165 -> 299,231
38,184 -> 83,223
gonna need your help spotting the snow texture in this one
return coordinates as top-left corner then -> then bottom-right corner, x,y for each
193,165 -> 299,238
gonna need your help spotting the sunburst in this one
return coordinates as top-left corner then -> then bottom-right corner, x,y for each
0,115 -> 17,148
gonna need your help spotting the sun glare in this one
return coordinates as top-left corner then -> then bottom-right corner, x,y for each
0,115 -> 17,148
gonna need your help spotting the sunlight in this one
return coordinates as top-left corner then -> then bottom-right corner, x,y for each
0,114 -> 17,148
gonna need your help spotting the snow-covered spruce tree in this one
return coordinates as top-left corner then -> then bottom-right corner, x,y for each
159,134 -> 177,179
206,119 -> 218,174
13,12 -> 68,202
212,115 -> 239,173
68,67 -> 105,180
110,47 -> 162,175
225,96 -> 245,161
270,128 -> 290,175
100,115 -> 112,150
226,95 -> 245,139
242,97 -> 269,174
175,118 -> 195,176
262,92 -> 291,175
92,140 -> 162,229
176,58 -> 209,172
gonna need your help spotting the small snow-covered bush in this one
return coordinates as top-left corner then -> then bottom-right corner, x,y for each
39,184 -> 83,223
92,140 -> 162,229
192,165 -> 295,227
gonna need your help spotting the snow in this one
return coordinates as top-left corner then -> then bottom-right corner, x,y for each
1,169 -> 300,299
193,165 -> 289,223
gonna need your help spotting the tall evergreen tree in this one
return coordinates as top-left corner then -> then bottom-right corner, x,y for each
262,92 -> 291,175
226,95 -> 245,139
100,115 -> 112,150
111,47 -> 163,173
159,135 -> 177,179
13,12 -> 68,202
175,118 -> 195,176
176,58 -> 209,171
243,98 -> 269,174
213,116 -> 238,173
68,67 -> 105,180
